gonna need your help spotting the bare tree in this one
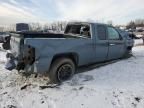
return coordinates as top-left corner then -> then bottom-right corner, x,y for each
0,27 -> 4,32
135,19 -> 144,27
48,21 -> 67,32
107,20 -> 113,26
29,23 -> 43,31
126,21 -> 136,29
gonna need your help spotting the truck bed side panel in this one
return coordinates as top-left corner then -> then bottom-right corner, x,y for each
24,38 -> 95,73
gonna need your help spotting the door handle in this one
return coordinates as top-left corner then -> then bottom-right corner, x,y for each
109,43 -> 115,46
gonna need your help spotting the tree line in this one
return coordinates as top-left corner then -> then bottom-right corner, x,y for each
126,19 -> 144,29
0,21 -> 68,32
0,19 -> 144,32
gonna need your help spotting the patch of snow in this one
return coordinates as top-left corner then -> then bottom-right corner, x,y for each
0,45 -> 144,108
136,34 -> 143,38
134,39 -> 143,46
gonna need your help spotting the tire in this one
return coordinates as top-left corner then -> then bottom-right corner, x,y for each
49,58 -> 75,83
123,49 -> 132,58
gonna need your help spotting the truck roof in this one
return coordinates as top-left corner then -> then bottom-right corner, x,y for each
67,21 -> 107,25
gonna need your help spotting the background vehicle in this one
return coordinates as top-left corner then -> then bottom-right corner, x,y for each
0,32 -> 11,50
137,29 -> 143,32
16,23 -> 29,32
5,22 -> 134,83
0,32 -> 6,43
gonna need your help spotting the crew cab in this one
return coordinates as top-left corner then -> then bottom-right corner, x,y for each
5,22 -> 134,83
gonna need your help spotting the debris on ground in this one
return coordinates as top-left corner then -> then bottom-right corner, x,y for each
135,97 -> 141,102
4,105 -> 17,108
39,84 -> 60,90
20,83 -> 31,90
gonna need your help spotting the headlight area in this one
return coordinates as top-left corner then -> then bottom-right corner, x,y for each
16,45 -> 35,71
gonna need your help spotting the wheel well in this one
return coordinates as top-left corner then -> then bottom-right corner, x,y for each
51,53 -> 78,66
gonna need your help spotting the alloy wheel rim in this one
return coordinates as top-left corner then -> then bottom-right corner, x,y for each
57,64 -> 73,81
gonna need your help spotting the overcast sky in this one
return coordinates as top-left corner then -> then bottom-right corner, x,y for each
0,0 -> 144,25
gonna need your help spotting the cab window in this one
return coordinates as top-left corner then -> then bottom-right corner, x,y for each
65,24 -> 91,38
97,25 -> 107,40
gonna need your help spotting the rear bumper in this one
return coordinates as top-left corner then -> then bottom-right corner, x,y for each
5,52 -> 31,72
5,53 -> 17,71
5,52 -> 52,74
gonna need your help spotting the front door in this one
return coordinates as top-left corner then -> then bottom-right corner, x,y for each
107,26 -> 125,60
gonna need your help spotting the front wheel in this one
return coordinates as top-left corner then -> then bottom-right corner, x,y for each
123,47 -> 132,58
49,58 -> 75,83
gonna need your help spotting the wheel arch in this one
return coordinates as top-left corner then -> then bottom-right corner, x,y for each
50,52 -> 79,67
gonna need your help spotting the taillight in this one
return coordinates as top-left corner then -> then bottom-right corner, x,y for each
16,45 -> 35,71
23,45 -> 35,65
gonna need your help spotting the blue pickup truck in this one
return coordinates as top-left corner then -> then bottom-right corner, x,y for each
6,22 -> 134,83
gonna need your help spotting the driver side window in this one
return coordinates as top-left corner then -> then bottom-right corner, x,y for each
108,27 -> 120,40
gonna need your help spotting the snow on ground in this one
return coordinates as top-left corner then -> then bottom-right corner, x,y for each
135,39 -> 144,46
0,40 -> 144,108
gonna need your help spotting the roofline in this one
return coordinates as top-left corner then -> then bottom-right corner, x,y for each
67,21 -> 107,25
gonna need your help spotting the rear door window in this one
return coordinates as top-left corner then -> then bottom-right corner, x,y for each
97,25 -> 107,40
65,24 -> 91,38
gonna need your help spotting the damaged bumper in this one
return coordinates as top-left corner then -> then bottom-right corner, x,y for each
5,53 -> 17,71
5,45 -> 35,72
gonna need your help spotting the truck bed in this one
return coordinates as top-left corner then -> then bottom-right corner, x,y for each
10,32 -> 81,39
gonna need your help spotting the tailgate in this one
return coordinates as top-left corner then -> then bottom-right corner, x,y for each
5,33 -> 23,70
10,33 -> 23,57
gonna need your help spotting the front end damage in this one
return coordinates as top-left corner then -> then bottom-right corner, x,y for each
5,45 -> 35,72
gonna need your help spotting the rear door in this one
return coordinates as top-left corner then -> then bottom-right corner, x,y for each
95,24 -> 109,62
107,26 -> 125,60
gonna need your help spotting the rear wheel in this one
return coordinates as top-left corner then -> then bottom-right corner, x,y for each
49,58 -> 75,83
